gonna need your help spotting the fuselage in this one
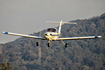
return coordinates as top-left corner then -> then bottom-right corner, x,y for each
44,28 -> 60,41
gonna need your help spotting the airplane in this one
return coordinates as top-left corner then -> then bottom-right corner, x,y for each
3,21 -> 102,47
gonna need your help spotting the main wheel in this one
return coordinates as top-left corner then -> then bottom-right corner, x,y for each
36,42 -> 39,46
65,43 -> 68,47
48,43 -> 50,47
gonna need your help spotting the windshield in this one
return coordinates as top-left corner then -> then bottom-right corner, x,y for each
47,28 -> 56,32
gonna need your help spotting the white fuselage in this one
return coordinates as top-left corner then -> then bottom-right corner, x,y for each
44,32 -> 60,41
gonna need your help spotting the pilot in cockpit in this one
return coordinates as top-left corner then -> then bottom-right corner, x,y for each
47,28 -> 56,32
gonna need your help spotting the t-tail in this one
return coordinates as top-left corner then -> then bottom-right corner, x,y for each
46,20 -> 77,34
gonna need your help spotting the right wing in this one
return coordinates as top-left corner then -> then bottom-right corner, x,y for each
55,36 -> 102,41
3,31 -> 46,40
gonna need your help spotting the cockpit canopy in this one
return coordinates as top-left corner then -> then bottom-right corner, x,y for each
47,28 -> 57,32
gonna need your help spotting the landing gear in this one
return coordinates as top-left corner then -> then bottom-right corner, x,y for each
65,43 -> 68,48
36,42 -> 39,46
48,41 -> 50,47
61,40 -> 68,47
48,43 -> 50,47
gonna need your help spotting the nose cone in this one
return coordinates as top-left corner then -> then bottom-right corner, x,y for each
47,33 -> 50,36
45,33 -> 51,36
44,32 -> 51,40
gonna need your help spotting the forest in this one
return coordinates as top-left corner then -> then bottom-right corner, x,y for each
0,13 -> 105,70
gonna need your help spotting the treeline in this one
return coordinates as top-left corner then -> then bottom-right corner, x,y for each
0,62 -> 16,70
0,13 -> 105,70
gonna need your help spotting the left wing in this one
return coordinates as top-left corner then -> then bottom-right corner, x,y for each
3,31 -> 46,40
55,36 -> 102,41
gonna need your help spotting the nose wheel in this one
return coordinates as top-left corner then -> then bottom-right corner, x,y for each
48,43 -> 50,47
47,41 -> 50,47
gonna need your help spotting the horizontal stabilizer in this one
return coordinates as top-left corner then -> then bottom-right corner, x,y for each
46,21 -> 77,24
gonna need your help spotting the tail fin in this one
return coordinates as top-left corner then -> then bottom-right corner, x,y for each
46,21 -> 77,34
59,21 -> 63,34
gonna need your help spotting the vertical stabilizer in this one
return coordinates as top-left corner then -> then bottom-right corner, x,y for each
58,21 -> 63,34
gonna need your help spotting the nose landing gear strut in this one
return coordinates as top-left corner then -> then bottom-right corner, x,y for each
48,41 -> 50,47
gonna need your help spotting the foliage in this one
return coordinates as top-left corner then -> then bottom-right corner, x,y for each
0,13 -> 105,70
0,62 -> 16,70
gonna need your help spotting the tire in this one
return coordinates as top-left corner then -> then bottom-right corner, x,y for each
36,42 -> 39,46
48,43 -> 50,47
65,43 -> 68,47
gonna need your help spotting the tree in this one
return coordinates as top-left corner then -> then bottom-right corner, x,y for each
0,62 -> 16,70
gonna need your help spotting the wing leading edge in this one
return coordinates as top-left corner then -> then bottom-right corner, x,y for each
3,32 -> 46,40
55,36 -> 102,41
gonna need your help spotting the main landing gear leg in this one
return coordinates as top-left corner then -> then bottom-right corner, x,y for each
61,40 -> 68,47
36,42 -> 39,46
65,43 -> 68,48
48,41 -> 50,47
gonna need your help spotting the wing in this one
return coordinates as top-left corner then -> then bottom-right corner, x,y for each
3,31 -> 46,40
55,36 -> 102,41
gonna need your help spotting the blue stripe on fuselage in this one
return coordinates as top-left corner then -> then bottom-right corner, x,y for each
51,35 -> 59,36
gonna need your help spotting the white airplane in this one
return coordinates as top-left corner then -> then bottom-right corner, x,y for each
3,21 -> 102,47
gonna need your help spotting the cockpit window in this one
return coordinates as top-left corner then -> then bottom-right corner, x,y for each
47,28 -> 56,32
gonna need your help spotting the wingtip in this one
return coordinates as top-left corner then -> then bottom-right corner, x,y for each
98,36 -> 102,38
3,31 -> 5,34
3,31 -> 8,34
95,36 -> 102,38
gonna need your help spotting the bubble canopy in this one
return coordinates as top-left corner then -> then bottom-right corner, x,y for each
47,28 -> 57,32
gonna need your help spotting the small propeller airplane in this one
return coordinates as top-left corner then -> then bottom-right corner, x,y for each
3,21 -> 102,47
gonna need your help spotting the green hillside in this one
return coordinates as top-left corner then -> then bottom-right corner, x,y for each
0,13 -> 105,70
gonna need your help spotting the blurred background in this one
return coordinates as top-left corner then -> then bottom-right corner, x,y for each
0,0 -> 105,43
